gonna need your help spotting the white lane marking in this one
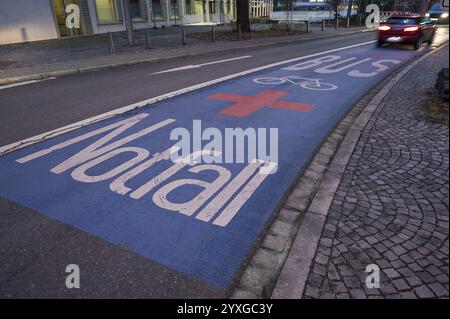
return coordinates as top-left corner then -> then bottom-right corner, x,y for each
0,40 -> 376,156
213,162 -> 278,227
0,77 -> 56,90
151,55 -> 253,74
195,160 -> 262,222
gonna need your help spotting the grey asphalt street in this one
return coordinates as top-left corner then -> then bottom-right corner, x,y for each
0,32 -> 376,147
0,29 -> 446,298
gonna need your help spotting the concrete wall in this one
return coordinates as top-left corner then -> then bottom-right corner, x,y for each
0,0 -> 58,45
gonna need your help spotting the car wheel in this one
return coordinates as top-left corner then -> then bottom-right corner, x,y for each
414,37 -> 423,50
377,41 -> 384,47
428,34 -> 435,45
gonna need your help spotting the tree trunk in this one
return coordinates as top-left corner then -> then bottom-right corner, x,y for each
346,0 -> 353,19
236,0 -> 251,32
122,0 -> 135,46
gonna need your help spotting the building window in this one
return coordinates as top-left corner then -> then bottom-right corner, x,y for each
152,0 -> 165,19
221,0 -> 227,14
95,0 -> 123,24
130,0 -> 147,21
209,0 -> 216,14
185,0 -> 195,15
52,0 -> 83,36
170,0 -> 180,18
194,0 -> 205,15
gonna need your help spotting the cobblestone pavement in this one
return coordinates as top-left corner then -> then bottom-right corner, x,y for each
304,48 -> 449,299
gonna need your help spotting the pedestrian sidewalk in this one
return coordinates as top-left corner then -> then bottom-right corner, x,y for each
273,45 -> 449,299
0,25 -> 371,85
229,43 -> 449,300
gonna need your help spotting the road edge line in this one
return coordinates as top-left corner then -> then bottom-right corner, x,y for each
0,40 -> 376,157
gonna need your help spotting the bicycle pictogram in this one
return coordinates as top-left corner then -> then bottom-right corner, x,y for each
253,76 -> 338,91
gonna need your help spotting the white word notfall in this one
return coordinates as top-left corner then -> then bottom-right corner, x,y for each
16,114 -> 278,227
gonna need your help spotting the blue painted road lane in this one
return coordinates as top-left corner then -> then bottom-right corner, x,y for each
0,44 -> 423,288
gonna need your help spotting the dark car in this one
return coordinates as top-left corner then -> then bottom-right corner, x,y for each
378,14 -> 436,50
428,2 -> 449,24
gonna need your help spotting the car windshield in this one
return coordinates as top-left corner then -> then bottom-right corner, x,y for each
387,18 -> 419,24
430,3 -> 443,10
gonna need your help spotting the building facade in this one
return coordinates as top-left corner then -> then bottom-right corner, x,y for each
0,0 -> 236,45
250,0 -> 274,19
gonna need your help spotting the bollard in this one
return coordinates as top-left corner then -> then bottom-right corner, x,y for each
335,18 -> 339,29
212,25 -> 216,42
347,17 -> 350,28
181,27 -> 186,45
321,19 -> 325,31
145,31 -> 151,49
107,32 -> 115,54
359,15 -> 362,26
306,20 -> 310,33
237,24 -> 241,39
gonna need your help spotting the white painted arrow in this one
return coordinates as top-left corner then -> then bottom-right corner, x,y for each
0,77 -> 56,90
151,55 -> 252,75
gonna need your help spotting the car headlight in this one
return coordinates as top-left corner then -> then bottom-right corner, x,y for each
441,13 -> 449,18
426,13 -> 430,17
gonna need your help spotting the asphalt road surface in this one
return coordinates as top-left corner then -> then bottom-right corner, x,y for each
0,27 -> 448,298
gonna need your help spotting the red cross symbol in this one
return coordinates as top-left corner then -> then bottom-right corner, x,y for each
208,89 -> 313,117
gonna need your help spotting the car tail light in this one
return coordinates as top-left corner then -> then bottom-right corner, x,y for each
379,25 -> 391,31
404,26 -> 419,32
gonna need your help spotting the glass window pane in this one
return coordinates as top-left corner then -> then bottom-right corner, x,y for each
170,0 -> 180,18
185,0 -> 194,15
96,0 -> 115,22
95,0 -> 123,23
152,0 -> 164,18
195,0 -> 205,15
130,0 -> 142,18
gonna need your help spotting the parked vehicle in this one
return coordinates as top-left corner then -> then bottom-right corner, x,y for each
377,14 -> 436,50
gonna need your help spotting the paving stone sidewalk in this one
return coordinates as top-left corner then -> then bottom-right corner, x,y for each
0,25 -> 369,85
303,47 -> 449,299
